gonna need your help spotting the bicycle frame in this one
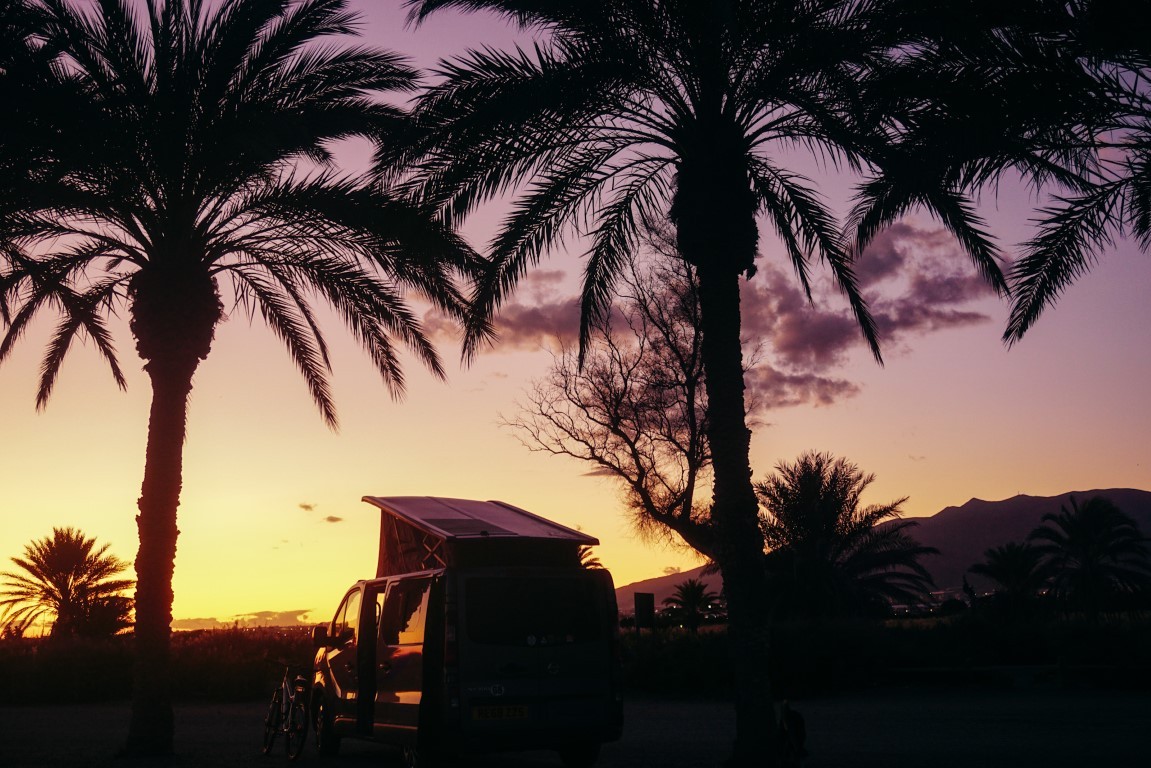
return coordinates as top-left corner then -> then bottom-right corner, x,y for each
262,662 -> 309,760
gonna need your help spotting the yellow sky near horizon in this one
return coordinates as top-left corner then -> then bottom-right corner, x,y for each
3,1 -> 1150,631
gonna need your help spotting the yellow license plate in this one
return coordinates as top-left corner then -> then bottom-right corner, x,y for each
472,705 -> 529,720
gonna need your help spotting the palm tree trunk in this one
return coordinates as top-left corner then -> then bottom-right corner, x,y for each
117,264 -> 220,756
695,262 -> 778,767
122,357 -> 198,756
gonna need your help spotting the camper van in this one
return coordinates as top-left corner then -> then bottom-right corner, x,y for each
311,497 -> 623,768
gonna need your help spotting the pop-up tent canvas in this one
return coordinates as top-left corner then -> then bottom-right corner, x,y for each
363,496 -> 599,577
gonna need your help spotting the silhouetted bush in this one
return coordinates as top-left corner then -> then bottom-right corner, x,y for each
619,628 -> 732,695
0,634 -> 133,703
617,614 -> 1151,697
169,626 -> 313,701
3,617 -> 1148,705
770,620 -> 887,696
0,626 -> 313,704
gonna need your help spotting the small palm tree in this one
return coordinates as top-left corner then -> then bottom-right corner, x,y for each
663,577 -> 719,633
756,452 -> 937,619
577,544 -> 604,570
968,541 -> 1049,618
1,0 -> 477,755
1028,495 -> 1151,623
0,527 -> 133,639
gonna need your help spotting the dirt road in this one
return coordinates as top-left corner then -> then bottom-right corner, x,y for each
4,687 -> 1147,767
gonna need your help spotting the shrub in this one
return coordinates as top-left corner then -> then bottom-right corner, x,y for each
0,626 -> 313,704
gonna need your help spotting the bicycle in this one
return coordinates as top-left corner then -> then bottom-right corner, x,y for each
262,660 -> 310,759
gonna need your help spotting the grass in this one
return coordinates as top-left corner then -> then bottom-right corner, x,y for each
0,626 -> 312,704
619,612 -> 1151,697
2,612 -> 1147,705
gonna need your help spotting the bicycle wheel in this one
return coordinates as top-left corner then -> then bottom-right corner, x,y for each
261,689 -> 282,755
285,694 -> 308,759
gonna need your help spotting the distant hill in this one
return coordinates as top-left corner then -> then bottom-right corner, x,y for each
614,565 -> 722,616
911,488 -> 1151,592
613,488 -> 1151,605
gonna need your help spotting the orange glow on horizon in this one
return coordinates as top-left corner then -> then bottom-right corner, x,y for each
3,1 -> 1150,630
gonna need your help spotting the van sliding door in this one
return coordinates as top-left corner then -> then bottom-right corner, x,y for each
374,577 -> 432,739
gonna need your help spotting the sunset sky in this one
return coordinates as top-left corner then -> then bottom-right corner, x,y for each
2,1 -> 1149,631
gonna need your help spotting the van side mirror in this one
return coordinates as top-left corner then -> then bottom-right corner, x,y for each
312,624 -> 330,648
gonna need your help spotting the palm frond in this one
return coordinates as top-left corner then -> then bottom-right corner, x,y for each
227,267 -> 337,426
1005,179 -> 1125,343
750,158 -> 881,362
577,167 -> 669,361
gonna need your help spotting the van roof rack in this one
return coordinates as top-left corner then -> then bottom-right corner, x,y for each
363,496 -> 598,577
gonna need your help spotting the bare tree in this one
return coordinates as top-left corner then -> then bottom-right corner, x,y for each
504,242 -> 718,559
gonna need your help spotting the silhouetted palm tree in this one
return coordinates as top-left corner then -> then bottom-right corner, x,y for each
1029,495 -> 1151,623
0,0 -> 477,755
968,541 -> 1049,618
0,527 -> 133,639
1,0 -> 59,256
1004,1 -> 1151,340
756,452 -> 937,619
577,544 -> 604,570
662,577 -> 720,633
397,3 -> 1033,760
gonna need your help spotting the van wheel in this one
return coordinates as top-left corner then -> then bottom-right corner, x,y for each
312,690 -> 340,756
558,743 -> 600,768
401,745 -> 439,768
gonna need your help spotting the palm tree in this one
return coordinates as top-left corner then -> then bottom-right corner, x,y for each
0,527 -> 134,638
755,452 -> 937,619
1028,495 -> 1151,623
1003,1 -> 1151,341
967,541 -> 1049,619
577,544 -> 604,570
0,0 -> 478,755
662,577 -> 719,633
396,3 -> 1037,760
1,0 -> 58,255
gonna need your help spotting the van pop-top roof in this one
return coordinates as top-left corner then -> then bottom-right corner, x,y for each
363,496 -> 599,577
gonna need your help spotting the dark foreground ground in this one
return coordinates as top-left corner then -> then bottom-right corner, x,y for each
4,686 -> 1148,768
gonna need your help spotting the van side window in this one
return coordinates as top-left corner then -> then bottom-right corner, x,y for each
379,578 -> 430,646
332,589 -> 361,645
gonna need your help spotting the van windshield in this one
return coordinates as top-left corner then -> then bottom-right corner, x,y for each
465,576 -> 600,647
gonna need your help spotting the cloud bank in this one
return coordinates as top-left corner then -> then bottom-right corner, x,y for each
424,222 -> 998,409
172,609 -> 316,631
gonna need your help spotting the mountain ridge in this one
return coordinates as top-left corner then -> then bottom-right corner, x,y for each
613,487 -> 1151,607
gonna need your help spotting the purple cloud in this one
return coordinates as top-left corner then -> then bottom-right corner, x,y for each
489,297 -> 583,350
857,221 -> 962,286
422,269 -> 583,351
424,221 -> 997,410
738,221 -> 997,390
745,365 -> 862,409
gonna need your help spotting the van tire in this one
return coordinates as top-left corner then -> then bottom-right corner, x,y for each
312,689 -> 340,756
401,745 -> 440,768
558,743 -> 601,768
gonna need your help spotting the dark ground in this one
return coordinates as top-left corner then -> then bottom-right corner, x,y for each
3,685 -> 1148,768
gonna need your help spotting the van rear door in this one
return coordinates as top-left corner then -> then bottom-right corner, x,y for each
458,570 -> 617,740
